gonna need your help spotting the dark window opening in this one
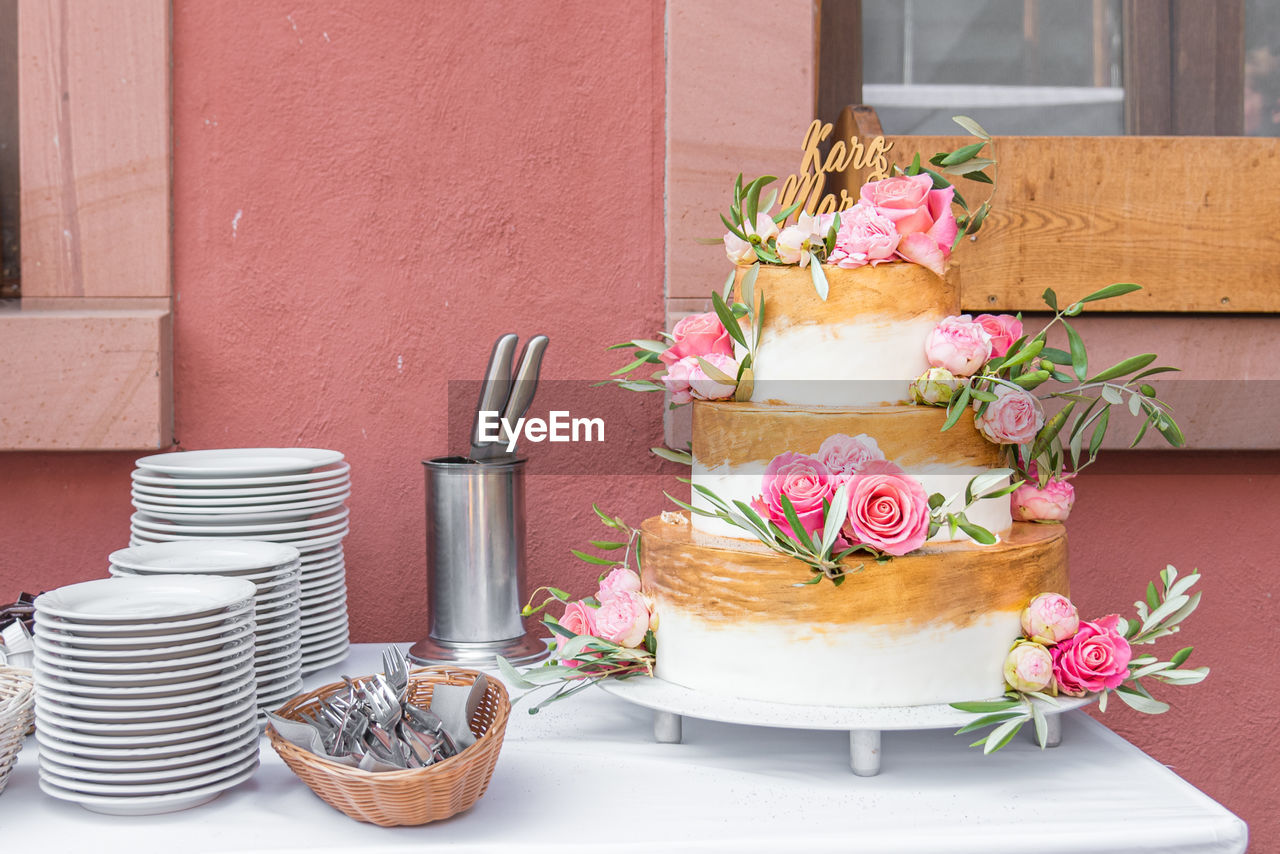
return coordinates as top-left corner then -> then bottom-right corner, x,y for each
1,0 -> 19,300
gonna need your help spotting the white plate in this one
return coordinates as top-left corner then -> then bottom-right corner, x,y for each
129,472 -> 349,499
298,591 -> 346,614
35,705 -> 259,747
36,576 -> 257,623
38,697 -> 256,735
131,523 -> 350,546
35,712 -> 258,759
38,760 -> 259,815
36,618 -> 253,652
108,540 -> 301,574
130,496 -> 349,524
131,461 -> 351,489
110,563 -> 302,590
34,600 -> 255,637
300,582 -> 347,607
39,750 -> 260,796
35,648 -> 254,687
40,679 -> 258,723
35,672 -> 255,709
299,644 -> 350,674
300,544 -> 343,562
39,734 -> 260,784
254,632 -> 303,657
131,507 -> 349,534
129,480 -> 349,505
254,640 -> 302,666
300,634 -> 350,658
134,448 -> 344,478
254,679 -> 304,706
36,720 -> 259,771
301,560 -> 345,582
34,633 -> 253,668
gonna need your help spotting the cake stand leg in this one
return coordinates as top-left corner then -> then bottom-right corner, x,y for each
654,711 -> 683,744
1042,713 -> 1062,748
849,729 -> 881,776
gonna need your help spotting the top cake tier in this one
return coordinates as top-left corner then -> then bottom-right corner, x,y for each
737,262 -> 956,406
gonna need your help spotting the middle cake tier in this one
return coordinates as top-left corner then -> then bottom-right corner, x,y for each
690,400 -> 1012,543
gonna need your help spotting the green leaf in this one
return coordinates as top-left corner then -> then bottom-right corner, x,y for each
1085,354 -> 1158,385
964,169 -> 994,184
720,213 -> 747,242
778,494 -> 816,552
958,519 -> 997,545
611,355 -> 651,376
695,356 -> 737,385
739,261 -> 760,309
722,269 -> 736,299
588,540 -> 625,550
710,291 -> 748,349
984,716 -> 1027,754
651,446 -> 693,465
952,115 -> 992,140
1039,346 -> 1071,364
772,201 -> 802,224
758,188 -> 777,218
919,166 -> 953,191
809,254 -> 829,301
950,699 -> 1020,713
820,482 -> 851,555
570,549 -> 617,566
1079,283 -> 1142,304
1088,406 -> 1111,458
1030,400 -> 1074,461
942,384 -> 973,431
1061,319 -> 1087,380
944,158 -> 996,177
1170,646 -> 1194,667
906,152 -> 922,175
1145,581 -> 1159,612
1114,686 -> 1170,714
1132,366 -> 1180,382
1042,288 -> 1058,311
1031,702 -> 1049,748
495,655 -> 539,690
1156,415 -> 1186,448
752,287 -> 765,354
940,141 -> 985,166
1000,338 -> 1045,371
928,492 -> 946,510
744,175 -> 775,222
954,711 -> 1022,735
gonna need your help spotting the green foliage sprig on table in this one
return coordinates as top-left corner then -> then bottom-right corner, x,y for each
665,470 -> 1020,586
940,283 -> 1184,484
497,507 -> 656,714
951,566 -> 1208,754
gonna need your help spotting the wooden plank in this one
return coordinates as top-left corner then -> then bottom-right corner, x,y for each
816,0 -> 862,131
18,0 -> 170,298
0,299 -> 172,449
854,134 -> 1280,313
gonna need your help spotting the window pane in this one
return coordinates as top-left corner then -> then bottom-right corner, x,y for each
862,0 -> 1124,135
1246,0 -> 1280,136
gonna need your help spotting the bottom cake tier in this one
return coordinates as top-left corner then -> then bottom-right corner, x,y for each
641,514 -> 1069,708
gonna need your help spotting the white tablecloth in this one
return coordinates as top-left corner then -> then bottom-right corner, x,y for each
0,644 -> 1247,854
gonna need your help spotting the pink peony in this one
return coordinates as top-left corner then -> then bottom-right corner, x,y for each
842,469 -> 930,556
723,231 -> 757,265
816,433 -> 887,484
597,567 -> 642,601
1021,592 -> 1080,645
1051,615 -> 1132,697
688,352 -> 739,401
759,452 -> 835,539
557,600 -> 600,671
594,590 -> 650,648
974,384 -> 1044,445
1003,641 -> 1055,693
661,355 -> 698,405
659,313 -> 734,368
1012,476 -> 1075,523
859,174 -> 958,265
925,315 -> 993,377
828,203 -> 900,269
974,314 -> 1024,359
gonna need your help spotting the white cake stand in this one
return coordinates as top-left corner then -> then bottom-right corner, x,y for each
599,676 -> 1093,776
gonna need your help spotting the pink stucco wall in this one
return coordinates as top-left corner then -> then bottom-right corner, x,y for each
0,0 -> 1273,846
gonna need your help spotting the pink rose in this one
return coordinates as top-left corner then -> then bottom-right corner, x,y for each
1012,476 -> 1075,523
816,433 -> 887,484
661,355 -> 698,405
925,315 -> 993,377
860,174 -> 958,264
660,313 -> 734,368
842,470 -> 930,556
688,352 -> 739,401
1051,615 -> 1132,697
557,599 -> 600,672
974,385 -> 1044,445
759,452 -> 835,539
828,203 -> 900,269
974,314 -> 1024,359
597,567 -> 642,601
1020,592 -> 1080,645
1003,641 -> 1054,693
594,590 -> 650,648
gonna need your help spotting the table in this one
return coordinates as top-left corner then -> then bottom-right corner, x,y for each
0,644 -> 1248,854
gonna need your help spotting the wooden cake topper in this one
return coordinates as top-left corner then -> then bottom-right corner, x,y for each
779,119 -> 894,217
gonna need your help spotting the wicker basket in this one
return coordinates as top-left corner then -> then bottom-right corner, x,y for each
267,666 -> 510,826
0,667 -> 35,796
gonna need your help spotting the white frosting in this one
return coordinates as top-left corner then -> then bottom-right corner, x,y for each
689,463 -> 1013,544
654,606 -> 1018,707
748,314 -> 937,406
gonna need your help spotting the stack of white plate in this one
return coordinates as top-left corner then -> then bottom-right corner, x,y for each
107,540 -> 304,720
32,575 -> 260,815
129,448 -> 350,674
